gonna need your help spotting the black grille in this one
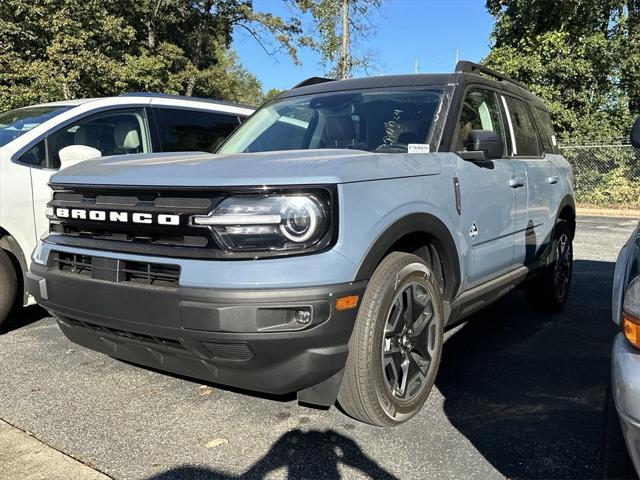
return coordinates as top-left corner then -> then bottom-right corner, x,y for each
53,251 -> 180,288
47,187 -> 221,255
202,341 -> 254,362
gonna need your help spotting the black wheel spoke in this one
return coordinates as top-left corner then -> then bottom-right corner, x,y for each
402,351 -> 428,398
384,298 -> 404,337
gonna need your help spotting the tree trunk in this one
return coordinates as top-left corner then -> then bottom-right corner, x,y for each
148,21 -> 156,49
186,77 -> 196,96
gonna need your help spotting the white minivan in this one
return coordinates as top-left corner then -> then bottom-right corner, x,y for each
0,94 -> 254,325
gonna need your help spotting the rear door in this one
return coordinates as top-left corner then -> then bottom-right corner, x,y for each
502,96 -> 560,266
454,87 -> 518,287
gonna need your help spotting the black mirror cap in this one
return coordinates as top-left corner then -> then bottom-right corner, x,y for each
464,129 -> 504,160
632,117 -> 640,149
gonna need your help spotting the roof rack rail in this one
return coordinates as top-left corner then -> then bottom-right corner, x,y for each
292,77 -> 336,89
455,60 -> 527,90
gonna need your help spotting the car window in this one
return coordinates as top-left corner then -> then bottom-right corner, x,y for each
530,107 -> 557,154
0,106 -> 71,148
457,88 -> 505,152
18,140 -> 47,166
155,108 -> 241,153
503,96 -> 541,157
218,88 -> 447,155
47,109 -> 149,168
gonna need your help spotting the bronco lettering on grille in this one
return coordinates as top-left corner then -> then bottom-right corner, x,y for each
53,207 -> 180,226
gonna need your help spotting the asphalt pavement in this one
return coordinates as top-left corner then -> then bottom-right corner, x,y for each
0,216 -> 638,479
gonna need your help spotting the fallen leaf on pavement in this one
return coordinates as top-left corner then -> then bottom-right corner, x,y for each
205,438 -> 228,448
197,385 -> 214,397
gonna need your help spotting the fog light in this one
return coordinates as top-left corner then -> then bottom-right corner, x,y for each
295,310 -> 311,325
622,312 -> 640,349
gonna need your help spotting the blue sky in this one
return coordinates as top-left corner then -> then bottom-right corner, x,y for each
233,0 -> 495,91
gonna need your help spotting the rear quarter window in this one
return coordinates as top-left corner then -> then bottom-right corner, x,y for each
531,107 -> 558,154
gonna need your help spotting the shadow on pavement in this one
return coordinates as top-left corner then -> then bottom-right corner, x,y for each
0,304 -> 48,335
437,259 -> 637,479
146,429 -> 398,480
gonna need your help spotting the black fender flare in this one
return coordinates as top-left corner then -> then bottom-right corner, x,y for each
555,194 -> 576,238
353,213 -> 461,300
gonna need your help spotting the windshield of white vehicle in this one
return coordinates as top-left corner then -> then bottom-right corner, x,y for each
218,88 -> 446,154
0,106 -> 72,148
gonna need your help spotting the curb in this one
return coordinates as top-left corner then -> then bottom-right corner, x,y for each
577,207 -> 640,218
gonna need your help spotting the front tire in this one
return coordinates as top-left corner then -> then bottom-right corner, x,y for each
338,252 -> 444,426
0,249 -> 17,327
525,220 -> 573,311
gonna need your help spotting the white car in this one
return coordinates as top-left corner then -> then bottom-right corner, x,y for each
0,94 -> 254,325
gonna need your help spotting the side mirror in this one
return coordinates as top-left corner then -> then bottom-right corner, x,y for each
58,145 -> 102,169
631,117 -> 640,149
459,130 -> 504,161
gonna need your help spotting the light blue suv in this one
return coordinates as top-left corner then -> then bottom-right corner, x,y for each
28,62 -> 575,426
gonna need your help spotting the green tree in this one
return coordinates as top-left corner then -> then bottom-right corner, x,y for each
0,0 -> 313,110
483,0 -> 640,141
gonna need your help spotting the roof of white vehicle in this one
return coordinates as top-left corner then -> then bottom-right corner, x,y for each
26,94 -> 255,112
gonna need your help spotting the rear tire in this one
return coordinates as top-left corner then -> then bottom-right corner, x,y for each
338,252 -> 444,426
0,249 -> 17,327
525,220 -> 573,312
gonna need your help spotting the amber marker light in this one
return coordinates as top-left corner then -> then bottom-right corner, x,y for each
622,277 -> 640,349
622,312 -> 640,349
336,295 -> 359,311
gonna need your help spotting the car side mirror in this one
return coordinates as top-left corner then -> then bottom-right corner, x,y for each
631,117 -> 640,149
58,145 -> 102,169
459,130 -> 504,161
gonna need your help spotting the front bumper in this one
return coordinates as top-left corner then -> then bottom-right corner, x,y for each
612,334 -> 640,475
28,259 -> 365,404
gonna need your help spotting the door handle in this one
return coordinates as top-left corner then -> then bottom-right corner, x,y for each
509,177 -> 525,188
547,176 -> 559,185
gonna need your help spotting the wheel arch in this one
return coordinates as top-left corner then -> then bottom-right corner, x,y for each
353,213 -> 461,301
0,228 -> 28,305
556,195 -> 576,239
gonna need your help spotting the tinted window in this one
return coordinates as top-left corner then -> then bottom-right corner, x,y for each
0,106 -> 71,148
47,109 -> 149,168
504,97 -> 541,157
458,88 -> 504,152
155,108 -> 240,153
219,88 -> 446,155
531,107 -> 557,154
18,140 -> 46,166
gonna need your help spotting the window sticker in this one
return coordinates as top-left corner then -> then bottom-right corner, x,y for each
408,143 -> 430,153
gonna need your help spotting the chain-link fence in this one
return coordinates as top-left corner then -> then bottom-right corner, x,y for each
559,141 -> 640,209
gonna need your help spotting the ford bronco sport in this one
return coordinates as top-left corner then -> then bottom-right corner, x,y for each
29,62 -> 575,426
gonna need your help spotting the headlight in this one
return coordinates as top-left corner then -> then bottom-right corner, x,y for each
622,276 -> 640,349
191,194 -> 332,252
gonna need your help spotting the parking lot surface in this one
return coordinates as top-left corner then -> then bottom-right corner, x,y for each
0,216 -> 638,479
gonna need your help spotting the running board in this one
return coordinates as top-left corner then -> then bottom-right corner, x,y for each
447,266 -> 529,325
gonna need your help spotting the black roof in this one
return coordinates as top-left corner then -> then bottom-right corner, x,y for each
119,92 -> 254,110
278,61 -> 548,111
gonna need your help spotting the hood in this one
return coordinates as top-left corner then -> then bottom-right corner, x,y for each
51,149 -> 444,187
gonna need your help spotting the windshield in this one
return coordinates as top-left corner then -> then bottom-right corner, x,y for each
0,105 -> 72,148
219,87 -> 446,154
